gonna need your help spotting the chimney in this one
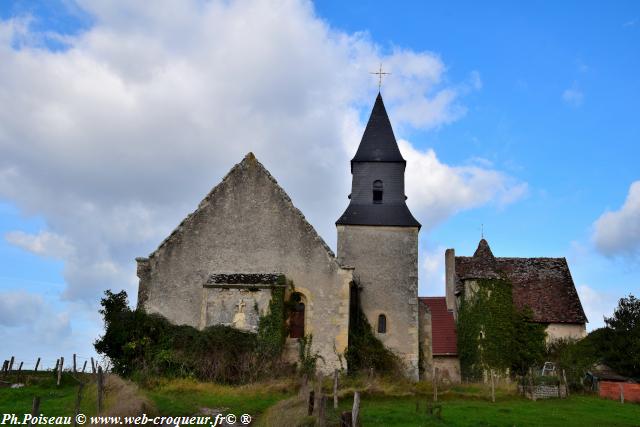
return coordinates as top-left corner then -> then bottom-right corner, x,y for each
445,249 -> 456,313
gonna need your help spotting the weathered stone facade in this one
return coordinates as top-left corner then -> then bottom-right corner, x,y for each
545,323 -> 587,342
337,225 -> 420,379
433,356 -> 461,384
137,153 -> 352,374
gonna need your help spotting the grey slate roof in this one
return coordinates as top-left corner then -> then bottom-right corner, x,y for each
351,93 -> 406,163
455,239 -> 588,324
337,93 -> 420,228
336,203 -> 420,227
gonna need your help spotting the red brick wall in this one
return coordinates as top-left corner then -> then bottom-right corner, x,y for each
599,381 -> 640,403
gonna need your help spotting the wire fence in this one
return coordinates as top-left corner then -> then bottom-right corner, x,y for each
1,353 -> 109,374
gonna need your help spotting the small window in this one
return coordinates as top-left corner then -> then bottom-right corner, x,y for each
377,314 -> 387,334
373,180 -> 383,203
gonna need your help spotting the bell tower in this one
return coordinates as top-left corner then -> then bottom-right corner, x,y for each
337,93 -> 421,379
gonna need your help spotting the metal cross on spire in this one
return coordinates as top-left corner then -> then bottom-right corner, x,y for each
481,223 -> 484,239
370,63 -> 391,91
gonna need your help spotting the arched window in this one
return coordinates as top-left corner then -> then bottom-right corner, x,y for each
377,314 -> 387,334
373,180 -> 383,203
289,293 -> 305,338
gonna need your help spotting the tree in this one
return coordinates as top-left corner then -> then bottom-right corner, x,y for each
602,294 -> 640,378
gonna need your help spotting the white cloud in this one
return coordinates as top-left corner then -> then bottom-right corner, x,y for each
0,0 -> 523,320
400,141 -> 528,228
420,244 -> 446,296
5,230 -> 75,259
593,181 -> 640,258
562,85 -> 584,107
0,291 -> 46,327
577,285 -> 618,329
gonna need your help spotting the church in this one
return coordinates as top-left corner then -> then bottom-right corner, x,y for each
135,93 -> 587,381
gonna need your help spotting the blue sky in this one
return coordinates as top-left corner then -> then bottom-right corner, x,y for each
0,0 -> 638,366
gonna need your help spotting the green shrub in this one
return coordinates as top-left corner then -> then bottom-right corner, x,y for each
297,334 -> 324,376
94,289 -> 289,384
345,285 -> 401,375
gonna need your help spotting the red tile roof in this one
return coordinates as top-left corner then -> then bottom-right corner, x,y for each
420,297 -> 458,355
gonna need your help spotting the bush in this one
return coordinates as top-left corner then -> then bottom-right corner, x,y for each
297,335 -> 324,376
94,289 -> 289,383
546,337 -> 597,390
345,285 -> 401,375
602,294 -> 640,378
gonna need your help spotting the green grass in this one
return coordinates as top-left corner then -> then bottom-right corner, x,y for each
4,373 -> 640,427
324,394 -> 640,427
0,372 -> 97,416
142,378 -> 293,416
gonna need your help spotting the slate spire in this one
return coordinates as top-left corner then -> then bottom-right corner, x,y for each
351,93 -> 405,164
336,93 -> 420,228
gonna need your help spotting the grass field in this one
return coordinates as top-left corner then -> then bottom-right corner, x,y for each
142,377 -> 294,417
351,395 -> 640,427
2,373 -> 639,426
0,372 -> 97,416
260,393 -> 640,427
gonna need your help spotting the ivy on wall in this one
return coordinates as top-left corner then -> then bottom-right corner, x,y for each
95,279 -> 292,384
256,276 -> 288,359
345,284 -> 401,374
457,278 -> 546,380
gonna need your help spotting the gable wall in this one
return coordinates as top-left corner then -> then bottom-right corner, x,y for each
138,157 -> 351,373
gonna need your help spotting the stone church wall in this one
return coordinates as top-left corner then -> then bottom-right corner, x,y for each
337,224 -> 420,380
418,301 -> 433,379
136,154 -> 352,374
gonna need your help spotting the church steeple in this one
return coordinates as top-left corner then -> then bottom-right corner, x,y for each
351,93 -> 405,164
336,93 -> 420,228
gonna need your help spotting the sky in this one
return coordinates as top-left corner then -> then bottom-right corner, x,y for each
0,0 -> 638,368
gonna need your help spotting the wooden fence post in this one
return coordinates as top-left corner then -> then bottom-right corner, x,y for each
562,369 -> 569,398
299,373 -> 309,399
91,357 -> 96,374
315,373 -> 323,412
54,359 -> 59,374
73,383 -> 85,427
73,354 -> 77,373
31,397 -> 41,425
491,369 -> 495,403
317,395 -> 327,427
82,361 -> 87,373
1,360 -> 7,375
57,357 -> 64,386
619,383 -> 624,404
352,391 -> 360,427
340,411 -> 353,427
34,358 -> 40,372
97,366 -> 104,413
18,362 -> 23,373
307,390 -> 315,416
333,369 -> 339,409
433,367 -> 438,402
8,356 -> 14,373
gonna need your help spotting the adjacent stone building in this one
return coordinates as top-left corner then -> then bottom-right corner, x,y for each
136,93 -> 588,380
445,238 -> 588,342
